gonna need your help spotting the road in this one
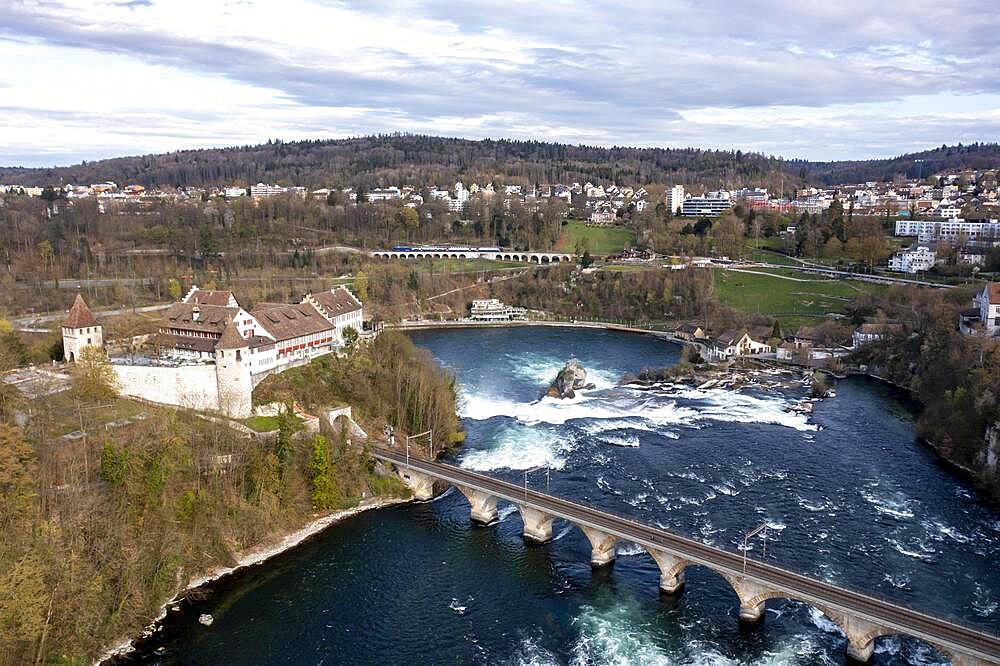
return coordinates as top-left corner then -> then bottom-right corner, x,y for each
373,448 -> 1000,662
13,277 -> 155,290
9,302 -> 172,330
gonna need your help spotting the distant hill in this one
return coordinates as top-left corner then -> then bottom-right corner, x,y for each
1,135 -> 997,190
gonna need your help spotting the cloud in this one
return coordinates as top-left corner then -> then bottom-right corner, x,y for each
0,0 -> 998,166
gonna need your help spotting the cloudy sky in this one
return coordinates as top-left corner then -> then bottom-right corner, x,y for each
2,0 -> 999,167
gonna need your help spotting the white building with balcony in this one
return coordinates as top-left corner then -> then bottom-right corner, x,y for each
888,246 -> 936,274
470,299 -> 527,321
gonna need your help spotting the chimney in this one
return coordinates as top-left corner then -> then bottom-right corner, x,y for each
192,306 -> 200,321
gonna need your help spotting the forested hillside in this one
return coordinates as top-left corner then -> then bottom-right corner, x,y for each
4,135 -> 997,190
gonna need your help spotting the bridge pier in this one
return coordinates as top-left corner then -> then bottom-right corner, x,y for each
646,549 -> 687,594
835,615 -> 886,663
579,526 -> 617,567
396,468 -> 435,501
456,486 -> 498,525
518,505 -> 554,543
723,575 -> 770,623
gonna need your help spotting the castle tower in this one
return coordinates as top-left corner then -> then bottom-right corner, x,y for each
215,320 -> 253,418
62,293 -> 102,362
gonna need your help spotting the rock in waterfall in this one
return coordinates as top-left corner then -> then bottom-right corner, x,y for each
545,359 -> 595,399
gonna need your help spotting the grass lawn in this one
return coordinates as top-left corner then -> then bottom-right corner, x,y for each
556,222 -> 636,256
713,268 -> 886,328
742,244 -> 801,266
395,258 -> 529,273
601,264 -> 658,273
244,414 -> 303,432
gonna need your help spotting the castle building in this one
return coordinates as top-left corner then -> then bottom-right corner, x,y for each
85,285 -> 366,419
214,320 -> 254,418
62,294 -> 103,362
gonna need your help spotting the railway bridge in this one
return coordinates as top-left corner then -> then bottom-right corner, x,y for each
370,249 -> 573,263
372,448 -> 1000,665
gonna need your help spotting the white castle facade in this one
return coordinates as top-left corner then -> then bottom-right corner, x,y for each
63,286 -> 364,418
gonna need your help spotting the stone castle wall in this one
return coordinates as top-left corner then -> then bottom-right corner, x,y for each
114,364 -> 221,413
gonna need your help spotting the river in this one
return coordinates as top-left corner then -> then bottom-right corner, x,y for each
119,327 -> 1000,665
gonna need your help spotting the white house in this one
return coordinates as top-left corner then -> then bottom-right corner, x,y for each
975,284 -> 1000,335
888,246 -> 936,274
707,329 -> 771,360
853,323 -> 901,347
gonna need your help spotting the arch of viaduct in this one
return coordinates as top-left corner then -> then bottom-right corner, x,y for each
370,250 -> 573,264
386,456 -> 999,666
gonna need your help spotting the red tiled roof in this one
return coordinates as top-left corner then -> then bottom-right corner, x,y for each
985,283 -> 1000,305
63,293 -> 99,328
309,287 -> 362,318
161,303 -> 238,335
250,302 -> 334,342
217,321 -> 249,349
188,289 -> 236,306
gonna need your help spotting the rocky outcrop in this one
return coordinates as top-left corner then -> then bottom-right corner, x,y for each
979,424 -> 1000,492
545,359 -> 595,399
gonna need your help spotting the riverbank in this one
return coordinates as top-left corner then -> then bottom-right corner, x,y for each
97,494 -> 412,665
391,318 -> 685,342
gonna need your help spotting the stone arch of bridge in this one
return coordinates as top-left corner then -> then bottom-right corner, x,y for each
713,582 -> 953,663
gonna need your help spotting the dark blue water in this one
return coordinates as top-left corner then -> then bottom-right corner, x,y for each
123,328 -> 1000,665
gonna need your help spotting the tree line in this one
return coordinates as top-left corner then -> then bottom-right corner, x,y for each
6,135 -> 996,191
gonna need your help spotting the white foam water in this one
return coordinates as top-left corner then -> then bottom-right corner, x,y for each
506,635 -> 560,666
921,518 -> 970,543
861,486 -> 915,520
497,505 -> 519,523
711,483 -> 739,496
972,583 -> 999,617
807,606 -> 845,635
568,603 -> 677,666
508,352 -> 621,391
882,573 -> 911,590
460,425 -> 569,471
580,419 -> 656,434
616,542 -> 646,557
552,525 -> 574,541
889,538 -> 936,562
602,433 -> 640,447
668,386 -> 818,432
461,382 -> 815,433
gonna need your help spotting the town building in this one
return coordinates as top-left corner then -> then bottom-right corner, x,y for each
852,323 -> 901,347
250,183 -> 287,198
62,294 -> 103,362
681,191 -> 732,217
589,209 -> 617,226
469,299 -> 527,321
888,246 -> 936,274
706,328 -> 772,360
895,219 -> 1000,245
675,323 -> 707,341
